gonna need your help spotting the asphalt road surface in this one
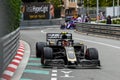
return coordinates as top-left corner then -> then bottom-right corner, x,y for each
20,26 -> 120,80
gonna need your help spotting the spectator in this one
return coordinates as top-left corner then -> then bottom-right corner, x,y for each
50,4 -> 54,19
85,13 -> 91,23
96,15 -> 100,22
106,15 -> 112,24
77,15 -> 82,23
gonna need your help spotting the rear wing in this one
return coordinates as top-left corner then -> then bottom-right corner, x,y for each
46,33 -> 72,40
47,33 -> 60,39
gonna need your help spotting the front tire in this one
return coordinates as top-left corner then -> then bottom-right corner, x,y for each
41,47 -> 53,65
85,48 -> 99,60
36,42 -> 46,58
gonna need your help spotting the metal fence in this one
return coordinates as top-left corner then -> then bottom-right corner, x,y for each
0,28 -> 20,77
76,23 -> 120,39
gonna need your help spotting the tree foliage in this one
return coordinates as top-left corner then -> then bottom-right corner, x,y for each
6,0 -> 21,32
21,0 -> 46,2
84,0 -> 120,7
46,0 -> 61,8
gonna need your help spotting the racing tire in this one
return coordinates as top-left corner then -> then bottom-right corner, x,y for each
36,42 -> 46,58
60,25 -> 65,29
85,48 -> 99,60
41,47 -> 53,65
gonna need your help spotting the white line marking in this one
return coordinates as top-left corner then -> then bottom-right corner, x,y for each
74,37 -> 120,49
17,52 -> 24,55
41,30 -> 46,33
51,69 -> 57,80
18,49 -> 24,51
51,78 -> 57,80
61,75 -> 74,78
52,70 -> 57,73
41,28 -> 120,49
61,71 -> 72,73
15,56 -> 22,59
52,74 -> 57,77
8,64 -> 17,69
19,47 -> 24,50
12,59 -> 20,63
61,69 -> 74,78
3,70 -> 14,76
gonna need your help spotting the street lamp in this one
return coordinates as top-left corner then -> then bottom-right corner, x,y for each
113,0 -> 115,17
96,0 -> 99,23
117,0 -> 119,17
87,0 -> 89,14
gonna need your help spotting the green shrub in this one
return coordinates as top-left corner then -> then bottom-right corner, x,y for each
6,0 -> 21,32
100,20 -> 106,23
91,18 -> 96,21
100,19 -> 120,24
112,19 -> 120,24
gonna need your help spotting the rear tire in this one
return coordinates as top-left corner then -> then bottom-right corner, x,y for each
41,47 -> 53,65
85,48 -> 99,60
36,42 -> 46,58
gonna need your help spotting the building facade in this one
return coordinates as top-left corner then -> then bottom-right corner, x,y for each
61,0 -> 78,17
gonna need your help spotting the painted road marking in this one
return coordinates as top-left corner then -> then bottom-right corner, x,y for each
41,28 -> 120,49
12,59 -> 20,63
40,28 -> 54,33
20,78 -> 32,80
61,69 -> 74,78
24,69 -> 49,75
51,69 -> 57,80
15,55 -> 22,59
52,70 -> 57,73
27,63 -> 41,66
52,73 -> 57,77
41,30 -> 46,33
51,78 -> 57,80
17,52 -> 24,55
29,57 -> 40,61
8,64 -> 17,69
74,37 -> 120,49
1,42 -> 24,80
3,70 -> 14,77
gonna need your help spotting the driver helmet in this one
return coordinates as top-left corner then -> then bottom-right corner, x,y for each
61,32 -> 68,39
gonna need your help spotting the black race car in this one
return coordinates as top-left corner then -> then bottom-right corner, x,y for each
36,32 -> 100,68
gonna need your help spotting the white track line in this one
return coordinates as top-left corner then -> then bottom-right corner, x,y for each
51,69 -> 57,80
41,28 -> 120,49
74,37 -> 120,49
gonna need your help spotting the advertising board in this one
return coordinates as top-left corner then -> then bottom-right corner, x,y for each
23,2 -> 50,20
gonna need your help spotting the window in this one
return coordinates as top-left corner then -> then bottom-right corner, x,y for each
69,0 -> 76,2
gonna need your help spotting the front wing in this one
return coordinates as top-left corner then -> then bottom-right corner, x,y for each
42,59 -> 100,69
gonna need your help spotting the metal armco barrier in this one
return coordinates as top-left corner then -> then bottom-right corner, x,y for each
20,19 -> 64,27
76,23 -> 120,39
0,28 -> 20,77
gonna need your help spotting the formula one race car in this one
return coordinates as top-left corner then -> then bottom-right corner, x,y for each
36,32 -> 100,68
60,20 -> 76,29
